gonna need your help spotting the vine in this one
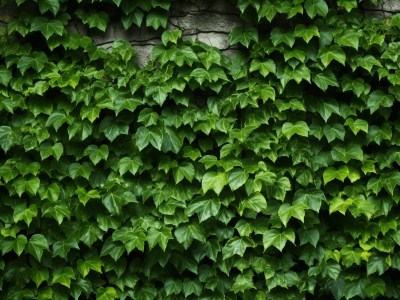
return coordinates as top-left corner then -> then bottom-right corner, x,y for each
0,0 -> 400,299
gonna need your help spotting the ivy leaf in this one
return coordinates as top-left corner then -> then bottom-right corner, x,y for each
146,11 -> 168,30
271,28 -> 295,47
293,188 -> 326,212
318,45 -> 346,67
222,236 -> 256,259
230,27 -> 259,47
238,192 -> 267,216
32,269 -> 49,288
112,227 -> 146,253
173,162 -> 195,184
174,223 -> 206,249
228,169 -> 248,191
84,145 -> 109,165
249,59 -> 276,77
0,126 -> 14,152
146,227 -> 173,251
135,126 -> 164,151
161,29 -> 182,46
366,90 -> 394,114
186,197 -> 221,222
122,10 -> 144,29
52,267 -> 76,288
27,234 -> 49,262
282,121 -> 310,139
367,254 -> 388,276
17,52 -> 48,75
96,287 -> 118,300
30,17 -> 64,40
0,67 -> 12,86
344,118 -> 368,135
13,203 -> 38,226
331,144 -> 363,163
294,24 -> 319,43
298,229 -> 319,247
37,0 -> 60,15
263,229 -> 295,251
76,10 -> 109,31
117,157 -> 143,176
313,70 -> 339,91
278,202 -> 308,226
316,98 -> 340,122
77,256 -> 103,277
323,123 -> 345,142
305,0 -> 328,18
102,192 -> 123,215
336,29 -> 361,50
202,172 -> 228,195
323,166 -> 349,184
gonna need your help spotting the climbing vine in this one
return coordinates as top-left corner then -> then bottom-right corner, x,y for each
0,0 -> 400,298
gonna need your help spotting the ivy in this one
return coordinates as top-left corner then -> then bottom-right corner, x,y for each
0,0 -> 400,298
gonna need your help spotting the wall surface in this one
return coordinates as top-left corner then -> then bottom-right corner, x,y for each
1,0 -> 400,65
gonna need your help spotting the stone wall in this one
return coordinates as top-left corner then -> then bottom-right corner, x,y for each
76,0 -> 244,66
1,0 -> 400,66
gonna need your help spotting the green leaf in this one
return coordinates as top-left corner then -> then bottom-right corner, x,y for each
202,172 -> 228,195
84,144 -> 109,165
112,227 -> 146,253
228,169 -> 248,191
293,188 -> 326,212
96,287 -> 118,300
161,29 -> 182,45
14,235 -> 27,256
282,121 -> 310,139
13,203 -> 38,226
0,67 -> 12,86
17,52 -> 48,75
164,279 -> 182,296
298,228 -> 319,247
366,90 -> 394,114
186,197 -> 221,222
294,24 -> 319,43
263,229 -> 295,251
222,236 -> 256,259
278,202 -> 308,226
146,227 -> 173,251
271,28 -> 295,47
146,11 -> 168,30
313,70 -> 339,91
305,0 -> 328,18
249,59 -> 276,77
32,269 -> 49,288
344,118 -> 368,135
336,29 -> 361,50
135,126 -> 163,151
27,234 -> 49,262
323,166 -> 349,184
230,27 -> 259,47
318,45 -> 346,67
232,270 -> 255,293
37,0 -> 60,15
76,10 -> 109,31
367,254 -> 388,276
0,126 -> 14,152
174,223 -> 206,249
77,256 -> 103,277
52,267 -> 76,288
173,162 -> 195,184
316,98 -> 340,122
238,192 -> 267,215
331,144 -> 363,163
122,10 -> 144,29
102,192 -> 123,215
30,17 -> 64,40
117,157 -> 143,176
323,123 -> 345,142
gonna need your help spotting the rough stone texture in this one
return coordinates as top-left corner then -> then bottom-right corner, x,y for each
81,0 -> 244,66
363,0 -> 400,17
1,0 -> 398,65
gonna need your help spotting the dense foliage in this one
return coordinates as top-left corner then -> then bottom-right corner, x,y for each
1,0 -> 400,298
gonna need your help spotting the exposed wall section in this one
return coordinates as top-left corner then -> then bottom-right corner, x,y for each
79,0 -> 244,66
